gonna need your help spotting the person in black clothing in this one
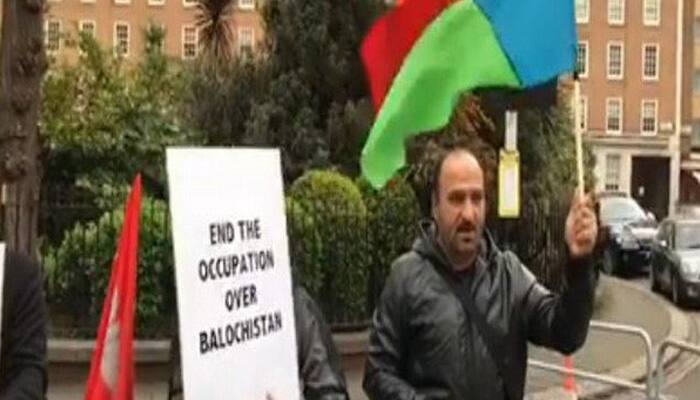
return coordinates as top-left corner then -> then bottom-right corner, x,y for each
363,147 -> 598,399
170,284 -> 348,400
293,285 -> 348,400
0,250 -> 48,399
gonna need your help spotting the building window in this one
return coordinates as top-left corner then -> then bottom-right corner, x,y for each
45,19 -> 61,53
605,154 -> 621,191
183,0 -> 197,7
79,20 -> 96,38
643,0 -> 660,25
641,99 -> 658,135
114,0 -> 131,5
606,97 -> 623,134
642,44 -> 659,80
149,0 -> 165,5
114,22 -> 130,57
608,0 -> 625,25
694,70 -> 700,95
579,95 -> 588,131
238,27 -> 254,57
182,25 -> 198,60
81,0 -> 96,4
576,0 -> 589,23
607,42 -> 624,80
238,0 -> 254,10
148,23 -> 167,52
577,41 -> 588,78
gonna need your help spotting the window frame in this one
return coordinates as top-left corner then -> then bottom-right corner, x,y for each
605,154 -> 622,191
113,21 -> 130,57
642,43 -> 659,81
576,0 -> 590,24
607,41 -> 625,80
181,24 -> 198,60
577,41 -> 589,79
640,99 -> 658,136
238,0 -> 255,10
79,19 -> 97,38
606,97 -> 624,135
643,0 -> 661,26
608,0 -> 626,25
45,19 -> 62,53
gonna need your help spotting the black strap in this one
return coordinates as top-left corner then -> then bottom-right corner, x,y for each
427,259 -> 515,400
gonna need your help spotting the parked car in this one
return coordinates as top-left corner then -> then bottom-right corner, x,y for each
677,204 -> 700,218
598,194 -> 658,276
650,218 -> 700,306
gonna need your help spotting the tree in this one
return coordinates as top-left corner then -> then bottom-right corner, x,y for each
41,27 -> 196,211
0,0 -> 47,255
195,0 -> 236,62
185,0 -> 385,182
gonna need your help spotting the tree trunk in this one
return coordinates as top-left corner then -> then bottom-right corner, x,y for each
0,0 -> 46,257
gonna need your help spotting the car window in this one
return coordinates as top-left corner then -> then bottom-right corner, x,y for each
600,197 -> 646,224
676,222 -> 700,250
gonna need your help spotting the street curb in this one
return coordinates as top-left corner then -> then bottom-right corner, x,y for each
48,339 -> 172,364
529,275 -> 692,399
47,332 -> 368,364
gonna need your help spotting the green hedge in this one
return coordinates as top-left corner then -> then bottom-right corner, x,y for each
356,177 -> 420,294
285,197 -> 324,297
43,169 -> 424,334
44,196 -> 174,337
288,170 -> 369,323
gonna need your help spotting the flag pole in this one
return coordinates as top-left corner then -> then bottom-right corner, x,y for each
573,77 -> 585,198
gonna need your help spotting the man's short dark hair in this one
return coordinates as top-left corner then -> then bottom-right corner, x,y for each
429,147 -> 480,202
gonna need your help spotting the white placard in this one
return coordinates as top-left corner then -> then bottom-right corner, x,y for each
167,148 -> 300,400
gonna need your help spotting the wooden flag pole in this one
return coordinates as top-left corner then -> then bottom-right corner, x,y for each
573,79 -> 585,198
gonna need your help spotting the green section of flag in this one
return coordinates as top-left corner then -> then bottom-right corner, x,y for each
361,0 -> 521,188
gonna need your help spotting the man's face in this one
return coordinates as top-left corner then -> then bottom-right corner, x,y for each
432,151 -> 486,266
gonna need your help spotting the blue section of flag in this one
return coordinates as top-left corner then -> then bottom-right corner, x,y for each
474,0 -> 577,86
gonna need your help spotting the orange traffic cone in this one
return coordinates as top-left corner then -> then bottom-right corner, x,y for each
563,356 -> 578,399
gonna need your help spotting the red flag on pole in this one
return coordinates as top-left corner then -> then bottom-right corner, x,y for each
85,175 -> 142,400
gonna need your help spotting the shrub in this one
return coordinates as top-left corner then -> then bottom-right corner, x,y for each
285,197 -> 324,298
356,176 -> 420,303
44,196 -> 173,337
288,170 -> 369,323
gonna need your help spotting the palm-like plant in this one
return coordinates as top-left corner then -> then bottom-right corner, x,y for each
195,0 -> 235,62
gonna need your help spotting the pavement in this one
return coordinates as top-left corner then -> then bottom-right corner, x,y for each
47,275 -> 687,399
525,275 -> 691,400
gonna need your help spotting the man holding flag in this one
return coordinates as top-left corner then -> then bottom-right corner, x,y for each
359,0 -> 597,398
363,146 -> 597,399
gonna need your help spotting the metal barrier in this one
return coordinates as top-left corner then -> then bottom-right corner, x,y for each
528,320 -> 655,398
654,338 -> 700,400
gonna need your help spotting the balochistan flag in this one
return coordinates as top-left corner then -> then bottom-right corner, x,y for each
85,175 -> 142,400
360,0 -> 577,188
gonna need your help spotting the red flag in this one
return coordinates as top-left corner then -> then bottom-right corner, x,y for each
360,0 -> 454,111
85,175 -> 142,400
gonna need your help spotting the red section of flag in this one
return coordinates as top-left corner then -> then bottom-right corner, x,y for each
361,0 -> 454,111
85,175 -> 142,400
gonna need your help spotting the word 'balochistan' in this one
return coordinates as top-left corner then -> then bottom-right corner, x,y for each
199,311 -> 283,355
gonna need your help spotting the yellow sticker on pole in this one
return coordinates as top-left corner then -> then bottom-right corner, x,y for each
498,149 -> 520,218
